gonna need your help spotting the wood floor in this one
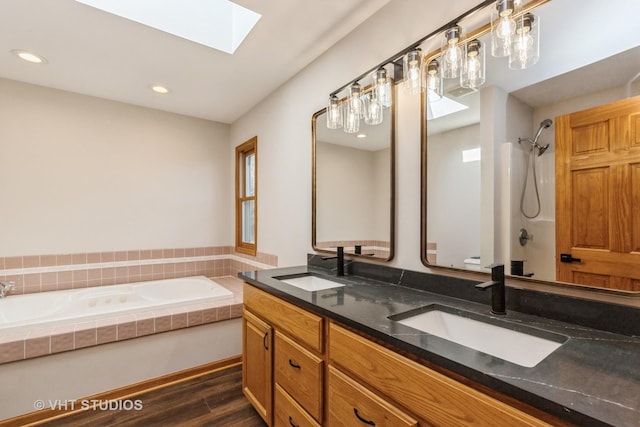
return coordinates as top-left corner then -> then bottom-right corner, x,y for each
40,365 -> 267,427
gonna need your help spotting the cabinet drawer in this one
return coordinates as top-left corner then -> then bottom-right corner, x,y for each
327,366 -> 417,427
275,331 -> 323,422
244,283 -> 323,352
329,322 -> 551,427
274,383 -> 321,427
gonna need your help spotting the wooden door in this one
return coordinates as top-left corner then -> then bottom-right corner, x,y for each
243,310 -> 273,425
556,95 -> 640,291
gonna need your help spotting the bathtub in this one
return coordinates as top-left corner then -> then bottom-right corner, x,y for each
0,276 -> 233,331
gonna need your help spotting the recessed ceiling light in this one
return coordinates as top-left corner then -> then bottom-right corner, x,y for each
356,133 -> 367,138
151,85 -> 170,94
11,49 -> 47,64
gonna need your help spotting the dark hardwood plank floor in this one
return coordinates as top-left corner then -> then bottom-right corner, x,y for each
40,365 -> 267,427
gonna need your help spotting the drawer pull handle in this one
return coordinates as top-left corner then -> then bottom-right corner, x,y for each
288,359 -> 301,369
263,332 -> 269,350
289,416 -> 299,427
353,408 -> 376,426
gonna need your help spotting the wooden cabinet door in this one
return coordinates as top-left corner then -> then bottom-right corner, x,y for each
243,310 -> 273,426
556,95 -> 640,291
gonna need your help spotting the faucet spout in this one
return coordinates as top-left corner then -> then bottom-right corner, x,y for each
0,281 -> 15,298
475,264 -> 506,315
321,246 -> 344,276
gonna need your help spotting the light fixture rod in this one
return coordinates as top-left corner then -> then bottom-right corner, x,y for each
329,0 -> 495,97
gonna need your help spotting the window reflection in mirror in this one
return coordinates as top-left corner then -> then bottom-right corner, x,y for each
422,0 -> 640,293
313,89 -> 395,260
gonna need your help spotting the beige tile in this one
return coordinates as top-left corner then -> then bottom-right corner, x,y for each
117,321 -> 136,341
163,249 -> 175,259
139,250 -> 153,260
23,255 -> 40,268
51,333 -> 74,353
0,341 -> 24,363
113,251 -> 126,262
171,313 -> 188,330
185,248 -> 195,257
187,310 -> 203,327
72,253 -> 87,265
101,252 -> 115,262
217,306 -> 231,321
86,252 -> 101,264
204,247 -> 215,256
195,247 -> 205,256
25,336 -> 50,358
229,303 -> 243,319
5,257 -> 22,269
0,257 -> 4,270
151,249 -> 163,259
74,328 -> 97,349
202,308 -> 218,323
97,325 -> 117,344
155,315 -> 172,333
87,269 -> 101,281
136,318 -> 155,336
127,250 -> 140,261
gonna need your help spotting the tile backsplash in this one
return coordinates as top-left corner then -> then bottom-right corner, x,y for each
0,246 -> 277,295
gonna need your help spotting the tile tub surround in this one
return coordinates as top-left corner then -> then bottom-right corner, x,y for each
0,276 -> 246,365
316,240 -> 390,258
240,262 -> 640,427
0,246 -> 277,295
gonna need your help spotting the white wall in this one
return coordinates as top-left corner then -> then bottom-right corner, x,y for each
427,124 -> 481,268
0,78 -> 231,257
229,0 -> 479,268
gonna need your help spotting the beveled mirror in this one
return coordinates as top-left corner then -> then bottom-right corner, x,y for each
313,87 -> 395,260
422,0 -> 640,293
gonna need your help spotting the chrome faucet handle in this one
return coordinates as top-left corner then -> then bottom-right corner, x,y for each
0,281 -> 15,297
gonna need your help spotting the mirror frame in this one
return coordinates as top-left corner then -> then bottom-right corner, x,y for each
312,85 -> 396,261
420,0 -> 639,296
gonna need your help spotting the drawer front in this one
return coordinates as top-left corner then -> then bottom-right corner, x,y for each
244,283 -> 323,352
274,383 -> 321,427
329,322 -> 551,427
275,331 -> 323,422
327,366 -> 418,427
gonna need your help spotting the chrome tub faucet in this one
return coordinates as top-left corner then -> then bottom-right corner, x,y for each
0,281 -> 15,298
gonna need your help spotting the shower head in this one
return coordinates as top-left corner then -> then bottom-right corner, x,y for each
533,118 -> 553,143
536,143 -> 549,156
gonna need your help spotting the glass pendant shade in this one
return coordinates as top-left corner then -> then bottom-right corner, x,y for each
425,59 -> 443,100
403,48 -> 423,94
509,13 -> 539,70
461,39 -> 485,89
326,95 -> 343,129
373,68 -> 392,108
441,26 -> 463,79
348,82 -> 362,117
363,92 -> 383,125
491,0 -> 517,57
344,106 -> 360,133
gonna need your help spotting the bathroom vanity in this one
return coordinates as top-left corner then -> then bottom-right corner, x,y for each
240,259 -> 640,426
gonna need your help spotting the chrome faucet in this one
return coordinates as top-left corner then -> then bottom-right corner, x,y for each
322,246 -> 344,276
475,264 -> 506,315
0,281 -> 15,298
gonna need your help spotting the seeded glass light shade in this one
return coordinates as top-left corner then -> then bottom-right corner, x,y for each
373,67 -> 392,108
461,39 -> 485,89
363,92 -> 383,125
403,48 -> 423,94
441,26 -> 463,79
348,82 -> 362,117
425,59 -> 443,100
509,13 -> 539,70
491,0 -> 517,57
326,95 -> 343,129
344,106 -> 360,133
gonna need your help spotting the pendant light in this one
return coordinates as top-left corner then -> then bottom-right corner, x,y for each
425,59 -> 443,100
491,0 -> 517,57
441,26 -> 463,79
403,48 -> 423,94
326,95 -> 343,129
373,68 -> 392,108
509,13 -> 539,69
344,82 -> 362,133
363,92 -> 383,125
461,39 -> 485,89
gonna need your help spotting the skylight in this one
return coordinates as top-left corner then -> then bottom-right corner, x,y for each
76,0 -> 261,54
426,95 -> 469,121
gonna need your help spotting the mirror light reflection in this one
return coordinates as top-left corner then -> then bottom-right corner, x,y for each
424,0 -> 640,293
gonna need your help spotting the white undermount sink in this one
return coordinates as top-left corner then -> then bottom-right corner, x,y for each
392,306 -> 566,368
276,274 -> 345,292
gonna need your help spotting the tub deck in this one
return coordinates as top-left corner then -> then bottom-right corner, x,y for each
0,276 -> 244,365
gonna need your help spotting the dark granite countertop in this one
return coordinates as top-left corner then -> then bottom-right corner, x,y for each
239,260 -> 640,427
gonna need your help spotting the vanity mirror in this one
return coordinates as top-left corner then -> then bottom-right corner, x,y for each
422,0 -> 640,292
312,88 -> 395,260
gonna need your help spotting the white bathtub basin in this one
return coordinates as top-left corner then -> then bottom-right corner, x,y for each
393,308 -> 565,368
276,274 -> 345,292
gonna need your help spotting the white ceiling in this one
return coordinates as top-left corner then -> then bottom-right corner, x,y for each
0,0 -> 390,124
